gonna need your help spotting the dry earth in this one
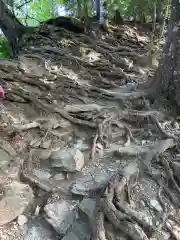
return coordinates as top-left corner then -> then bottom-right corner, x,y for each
0,21 -> 179,240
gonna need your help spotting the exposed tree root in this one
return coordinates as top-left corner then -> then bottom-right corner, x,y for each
9,88 -> 97,128
20,150 -> 55,193
160,157 -> 180,196
90,162 -> 152,240
148,115 -> 179,141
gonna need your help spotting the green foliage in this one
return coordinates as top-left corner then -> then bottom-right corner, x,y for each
0,36 -> 11,58
29,0 -> 53,23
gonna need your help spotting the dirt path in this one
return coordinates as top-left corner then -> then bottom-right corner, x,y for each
0,23 -> 179,240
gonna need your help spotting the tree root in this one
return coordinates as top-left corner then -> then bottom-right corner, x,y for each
10,88 -> 97,128
148,115 -> 178,141
91,117 -> 133,160
20,150 -> 55,193
91,211 -> 107,240
91,162 -> 152,240
160,157 -> 180,196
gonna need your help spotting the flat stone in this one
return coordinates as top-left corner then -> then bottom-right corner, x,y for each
33,168 -> 52,180
51,148 -> 84,172
24,218 -> 57,240
44,199 -> 78,236
70,169 -> 110,196
79,198 -> 96,218
53,173 -> 65,181
0,181 -> 33,226
62,220 -> 90,240
71,220 -> 91,240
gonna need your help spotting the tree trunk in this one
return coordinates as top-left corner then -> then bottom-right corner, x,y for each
77,0 -> 83,18
113,10 -> 124,24
150,0 -> 180,112
99,0 -> 108,31
0,0 -> 26,57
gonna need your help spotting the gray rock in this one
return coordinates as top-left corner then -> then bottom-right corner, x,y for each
79,198 -> 96,218
24,218 -> 57,240
62,232 -> 80,240
0,148 -> 13,171
74,139 -> 89,151
53,173 -> 65,181
0,181 -> 33,226
38,149 -> 52,160
70,169 -> 111,196
41,140 -> 52,149
18,214 -> 28,226
149,199 -> 163,213
33,168 -> 52,180
62,220 -> 90,240
71,220 -> 91,240
44,200 -> 78,236
51,148 -> 84,172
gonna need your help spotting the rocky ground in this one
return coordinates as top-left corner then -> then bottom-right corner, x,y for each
0,20 -> 179,240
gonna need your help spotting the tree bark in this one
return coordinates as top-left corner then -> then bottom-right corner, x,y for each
0,0 -> 26,57
113,10 -> 124,25
148,0 -> 180,113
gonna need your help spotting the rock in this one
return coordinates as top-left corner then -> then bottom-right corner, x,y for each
41,140 -> 52,149
78,198 -> 96,218
44,199 -> 78,236
53,173 -> 65,181
62,232 -> 80,240
74,138 -> 89,151
51,148 -> 84,172
38,149 -> 52,160
70,168 -> 111,196
71,220 -> 91,239
33,168 -> 52,180
150,230 -> 170,240
0,181 -> 33,225
24,218 -> 57,240
34,205 -> 41,216
0,148 -> 13,171
149,199 -> 163,213
18,215 -> 28,226
62,220 -> 90,240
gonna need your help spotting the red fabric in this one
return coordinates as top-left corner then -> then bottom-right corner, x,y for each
0,86 -> 5,98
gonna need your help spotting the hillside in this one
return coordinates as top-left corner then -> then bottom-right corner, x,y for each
0,20 -> 179,240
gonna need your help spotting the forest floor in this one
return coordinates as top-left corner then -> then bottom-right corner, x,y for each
0,20 -> 179,240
